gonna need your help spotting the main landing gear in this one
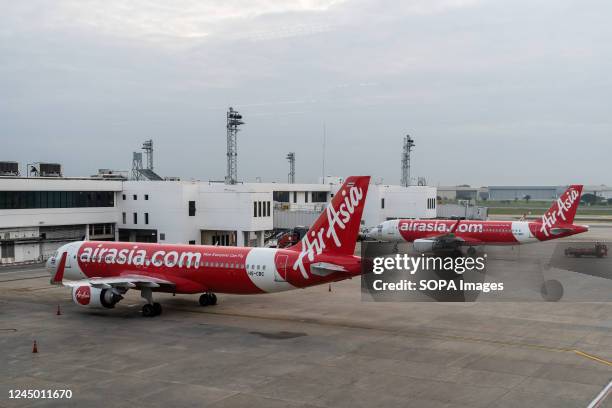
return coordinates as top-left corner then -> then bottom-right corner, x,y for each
199,292 -> 217,307
141,287 -> 163,317
142,302 -> 162,317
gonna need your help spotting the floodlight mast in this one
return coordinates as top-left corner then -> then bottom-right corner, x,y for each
225,107 -> 244,185
142,140 -> 154,171
401,135 -> 415,187
286,152 -> 295,184
131,152 -> 143,181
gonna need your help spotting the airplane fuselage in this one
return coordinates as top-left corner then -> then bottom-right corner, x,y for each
47,240 -> 362,295
367,219 -> 588,246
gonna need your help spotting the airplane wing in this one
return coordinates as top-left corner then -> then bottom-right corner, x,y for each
61,275 -> 176,289
414,220 -> 484,251
51,251 -> 176,289
428,219 -> 465,242
435,235 -> 482,246
51,256 -> 176,289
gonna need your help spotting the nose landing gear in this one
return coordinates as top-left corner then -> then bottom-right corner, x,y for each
199,293 -> 217,307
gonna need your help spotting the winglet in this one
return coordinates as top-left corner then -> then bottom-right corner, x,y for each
51,252 -> 68,285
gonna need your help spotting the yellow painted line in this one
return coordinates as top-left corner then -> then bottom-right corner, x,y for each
573,350 -> 612,367
420,334 -> 612,367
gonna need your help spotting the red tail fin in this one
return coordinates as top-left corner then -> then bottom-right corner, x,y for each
542,185 -> 583,228
289,176 -> 370,256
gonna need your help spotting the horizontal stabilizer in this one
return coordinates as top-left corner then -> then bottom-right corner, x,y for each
310,262 -> 348,277
550,227 -> 573,235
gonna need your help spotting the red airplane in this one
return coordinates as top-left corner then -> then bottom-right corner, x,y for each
365,185 -> 588,254
47,176 -> 370,317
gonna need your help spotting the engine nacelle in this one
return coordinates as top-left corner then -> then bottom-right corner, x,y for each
71,285 -> 123,309
413,238 -> 436,253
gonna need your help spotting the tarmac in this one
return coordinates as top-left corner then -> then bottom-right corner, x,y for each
1,228 -> 611,407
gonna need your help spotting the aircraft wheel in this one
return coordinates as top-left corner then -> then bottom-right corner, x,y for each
541,279 -> 564,302
467,247 -> 476,256
153,302 -> 162,316
199,293 -> 217,306
199,294 -> 210,306
142,304 -> 156,317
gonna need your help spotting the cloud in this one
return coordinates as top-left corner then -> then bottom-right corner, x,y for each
1,0 -> 611,186
3,0 -> 347,43
2,0 -> 484,46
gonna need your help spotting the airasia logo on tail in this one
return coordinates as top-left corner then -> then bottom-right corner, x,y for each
292,185 -> 364,278
75,286 -> 91,305
540,187 -> 580,237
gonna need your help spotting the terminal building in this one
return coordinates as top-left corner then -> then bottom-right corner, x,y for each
487,186 -> 562,201
438,185 -> 612,203
488,185 -> 612,201
0,174 -> 437,265
0,177 -> 122,264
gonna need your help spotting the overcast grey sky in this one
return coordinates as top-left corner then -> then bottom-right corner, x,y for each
1,0 -> 610,186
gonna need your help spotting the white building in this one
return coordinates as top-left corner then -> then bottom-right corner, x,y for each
0,176 -> 436,264
118,181 -> 274,247
0,177 -> 121,264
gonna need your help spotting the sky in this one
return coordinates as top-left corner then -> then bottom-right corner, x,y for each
1,0 -> 611,186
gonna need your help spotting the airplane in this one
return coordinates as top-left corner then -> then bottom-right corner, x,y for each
364,185 -> 588,255
46,176 -> 370,317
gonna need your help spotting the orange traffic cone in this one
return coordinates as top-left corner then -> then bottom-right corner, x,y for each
56,305 -> 61,315
32,340 -> 38,353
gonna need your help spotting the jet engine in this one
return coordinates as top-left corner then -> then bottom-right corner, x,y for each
71,285 -> 123,309
413,238 -> 437,253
